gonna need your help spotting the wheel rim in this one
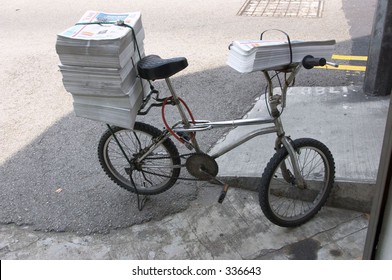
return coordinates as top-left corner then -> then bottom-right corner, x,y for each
103,129 -> 175,192
268,146 -> 330,222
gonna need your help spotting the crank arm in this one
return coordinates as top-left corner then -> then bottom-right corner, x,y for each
200,169 -> 230,204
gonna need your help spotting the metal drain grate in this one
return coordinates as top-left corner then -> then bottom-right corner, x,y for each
238,0 -> 324,18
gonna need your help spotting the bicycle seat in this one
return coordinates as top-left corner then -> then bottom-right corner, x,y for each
137,55 -> 188,80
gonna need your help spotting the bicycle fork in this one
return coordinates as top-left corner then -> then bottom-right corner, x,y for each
273,114 -> 306,188
279,137 -> 306,188
265,67 -> 306,188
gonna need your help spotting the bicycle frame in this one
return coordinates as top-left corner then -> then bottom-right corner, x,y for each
134,62 -> 306,186
98,48 -> 336,218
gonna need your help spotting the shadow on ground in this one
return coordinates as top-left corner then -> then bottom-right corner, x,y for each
0,59 -> 349,235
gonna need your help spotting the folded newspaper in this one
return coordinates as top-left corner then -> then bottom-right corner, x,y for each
227,39 -> 336,73
56,11 -> 148,129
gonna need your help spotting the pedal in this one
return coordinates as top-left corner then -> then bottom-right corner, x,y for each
177,131 -> 191,142
177,131 -> 194,150
218,184 -> 229,204
184,142 -> 194,151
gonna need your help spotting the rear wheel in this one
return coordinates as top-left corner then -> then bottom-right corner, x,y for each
259,138 -> 335,227
98,122 -> 181,195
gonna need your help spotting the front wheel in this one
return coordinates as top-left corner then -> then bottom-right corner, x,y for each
98,122 -> 181,195
259,138 -> 335,227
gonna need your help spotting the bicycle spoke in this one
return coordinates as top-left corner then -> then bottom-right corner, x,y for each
264,142 -> 332,225
101,125 -> 181,193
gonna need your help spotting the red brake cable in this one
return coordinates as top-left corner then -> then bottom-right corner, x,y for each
161,96 -> 196,144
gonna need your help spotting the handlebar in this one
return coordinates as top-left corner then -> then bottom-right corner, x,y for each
263,55 -> 338,111
302,55 -> 339,69
302,55 -> 326,69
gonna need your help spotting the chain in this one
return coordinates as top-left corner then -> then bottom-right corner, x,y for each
135,152 -> 201,181
139,169 -> 200,182
143,152 -> 194,161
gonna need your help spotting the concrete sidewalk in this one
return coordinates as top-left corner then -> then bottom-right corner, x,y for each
0,187 -> 368,260
211,85 -> 390,213
0,85 -> 388,260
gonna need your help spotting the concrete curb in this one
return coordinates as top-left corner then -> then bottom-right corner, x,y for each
218,176 -> 375,213
328,179 -> 375,213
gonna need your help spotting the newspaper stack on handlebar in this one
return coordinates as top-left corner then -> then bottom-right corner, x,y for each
227,39 -> 335,73
56,11 -> 148,129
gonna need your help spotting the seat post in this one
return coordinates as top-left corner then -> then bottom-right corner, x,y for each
165,78 -> 190,125
165,77 -> 201,152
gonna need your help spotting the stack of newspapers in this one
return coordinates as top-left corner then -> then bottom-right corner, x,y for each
227,39 -> 336,73
56,11 -> 148,129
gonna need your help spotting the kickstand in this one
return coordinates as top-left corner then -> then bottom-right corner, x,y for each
129,174 -> 148,211
107,124 -> 149,211
136,193 -> 148,211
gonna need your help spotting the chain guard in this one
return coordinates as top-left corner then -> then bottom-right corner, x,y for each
186,153 -> 219,180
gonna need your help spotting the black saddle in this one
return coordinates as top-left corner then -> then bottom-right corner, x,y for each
137,55 -> 188,80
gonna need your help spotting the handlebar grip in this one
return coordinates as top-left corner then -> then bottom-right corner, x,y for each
302,55 -> 326,69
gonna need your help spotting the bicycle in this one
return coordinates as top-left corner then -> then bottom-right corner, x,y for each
97,51 -> 337,228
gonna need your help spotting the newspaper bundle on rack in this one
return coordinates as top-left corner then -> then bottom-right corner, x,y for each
56,11 -> 148,129
227,39 -> 336,73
